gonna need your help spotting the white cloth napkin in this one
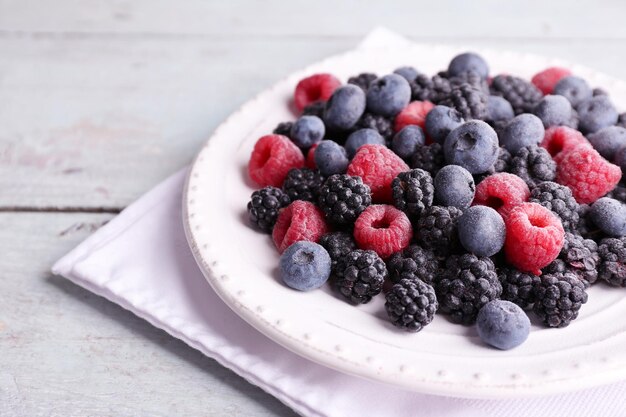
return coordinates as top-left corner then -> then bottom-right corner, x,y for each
53,29 -> 626,417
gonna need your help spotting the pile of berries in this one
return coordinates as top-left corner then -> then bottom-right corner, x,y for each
245,53 -> 626,350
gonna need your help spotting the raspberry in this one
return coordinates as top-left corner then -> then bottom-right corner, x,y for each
504,202 -> 565,275
272,200 -> 329,253
540,126 -> 589,164
248,134 -> 305,188
294,73 -> 341,112
472,173 -> 531,218
347,144 -> 410,203
306,143 -> 318,169
353,205 -> 413,259
531,67 -> 572,95
556,146 -> 621,204
394,101 -> 435,133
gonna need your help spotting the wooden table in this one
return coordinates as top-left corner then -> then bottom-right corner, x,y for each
1,1 -> 625,415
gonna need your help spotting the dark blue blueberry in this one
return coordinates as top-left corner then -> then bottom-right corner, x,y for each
393,66 -> 419,82
391,125 -> 425,159
366,74 -> 411,117
476,300 -> 530,350
500,114 -> 545,155
324,84 -> 366,130
279,241 -> 331,291
424,105 -> 464,145
613,145 -> 626,173
314,140 -> 349,176
290,115 -> 325,148
434,165 -> 475,209
345,128 -> 385,158
590,197 -> 626,237
457,206 -> 505,257
553,76 -> 592,108
532,95 -> 573,128
447,52 -> 489,79
486,95 -> 514,123
577,95 -> 619,134
587,126 -> 626,160
443,120 -> 499,174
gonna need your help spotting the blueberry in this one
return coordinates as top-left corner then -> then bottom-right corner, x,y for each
486,95 -> 514,123
532,95 -> 573,128
434,165 -> 475,209
553,76 -> 592,108
393,66 -> 419,82
476,300 -> 530,350
457,206 -> 505,256
425,105 -> 464,145
443,120 -> 499,174
590,197 -> 626,237
324,84 -> 366,130
500,114 -> 545,155
447,52 -> 489,79
391,125 -> 425,159
279,241 -> 331,291
577,95 -> 619,134
614,145 -> 626,173
587,126 -> 626,160
314,140 -> 349,176
345,128 -> 385,158
366,74 -> 411,117
290,115 -> 325,148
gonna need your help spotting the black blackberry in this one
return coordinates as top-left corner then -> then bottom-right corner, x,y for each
439,82 -> 488,120
598,237 -> 626,287
416,206 -> 463,257
335,249 -> 387,304
436,254 -> 501,325
319,231 -> 357,274
509,145 -> 556,188
247,186 -> 291,233
391,169 -> 434,218
317,174 -> 372,227
386,244 -> 440,285
385,278 -> 438,332
617,112 -> 626,129
449,70 -> 490,95
543,232 -> 599,286
529,181 -> 579,232
348,72 -> 377,92
409,73 -> 452,103
354,112 -> 394,141
490,75 -> 543,115
607,184 -> 626,204
411,143 -> 445,176
302,101 -> 325,119
498,267 -> 540,310
282,168 -> 325,202
533,271 -> 588,328
273,121 -> 293,138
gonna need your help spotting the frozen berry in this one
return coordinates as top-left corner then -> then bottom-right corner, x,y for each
306,143 -> 318,169
472,173 -> 530,218
490,75 -> 542,115
590,197 -> 626,237
366,74 -> 412,117
553,76 -> 592,108
411,143 -> 445,176
439,82 -> 488,120
540,126 -> 589,164
248,134 -> 305,188
348,72 -> 377,92
317,174 -> 371,227
344,128 -> 385,158
476,300 -> 530,350
614,146 -> 626,174
434,165 -> 475,209
598,237 -> 626,286
302,101 -> 325,118
294,73 -> 341,112
577,95 -> 619,134
319,231 -> 356,274
354,112 -> 394,141
391,125 -> 426,159
335,249 -> 387,304
424,105 -> 464,144
533,271 -> 587,327
273,121 -> 293,138
498,267 -> 540,310
417,205 -> 463,257
531,67 -> 572,95
448,52 -> 489,79
247,186 -> 291,233
529,181 -> 580,232
393,66 -> 420,82
279,241 -> 331,291
290,115 -> 325,148
394,101 -> 435,133
386,244 -> 440,285
282,168 -> 324,202
314,140 -> 349,176
444,120 -> 499,174
587,126 -> 626,160
323,84 -> 366,130
500,114 -> 545,155
509,145 -> 556,188
272,200 -> 329,253
533,95 -> 574,128
458,206 -> 506,257
486,95 -> 514,123
391,169 -> 434,218
385,277 -> 437,332
354,205 -> 413,259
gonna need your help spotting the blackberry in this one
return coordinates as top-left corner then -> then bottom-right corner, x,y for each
509,145 -> 556,188
529,181 -> 579,232
385,278 -> 438,332
273,121 -> 293,138
411,143 -> 445,176
319,231 -> 357,274
247,186 -> 291,233
416,206 -> 463,257
282,168 -> 325,202
617,112 -> 626,129
386,244 -> 440,285
439,82 -> 488,120
348,72 -> 377,92
490,75 -> 543,115
543,232 -> 599,285
598,237 -> 626,287
302,101 -> 325,118
335,249 -> 387,304
317,174 -> 372,227
409,73 -> 452,103
533,271 -> 588,328
449,70 -> 490,95
498,267 -> 540,310
607,184 -> 626,204
436,254 -> 501,325
391,169 -> 434,218
354,112 -> 394,141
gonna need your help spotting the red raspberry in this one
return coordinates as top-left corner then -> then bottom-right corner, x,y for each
394,101 -> 435,133
294,73 -> 342,112
347,144 -> 409,203
531,67 -> 572,95
248,134 -> 305,188
556,145 -> 621,204
272,200 -> 328,253
540,126 -> 589,164
472,173 -> 530,218
504,203 -> 565,275
306,143 -> 318,169
354,205 -> 413,259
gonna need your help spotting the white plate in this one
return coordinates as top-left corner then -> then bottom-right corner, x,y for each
183,43 -> 626,398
